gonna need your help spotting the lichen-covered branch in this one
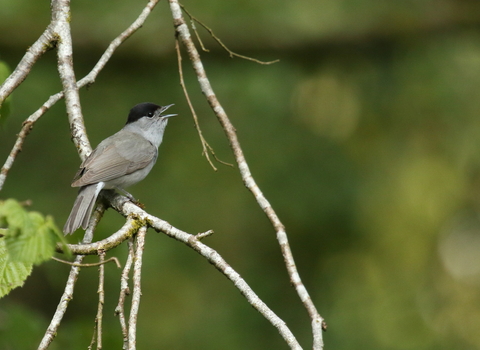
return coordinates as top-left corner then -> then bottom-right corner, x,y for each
59,192 -> 303,350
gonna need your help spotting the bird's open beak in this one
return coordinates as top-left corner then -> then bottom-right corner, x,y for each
159,104 -> 176,118
159,103 -> 177,118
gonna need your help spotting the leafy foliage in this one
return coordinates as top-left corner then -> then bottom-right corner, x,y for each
0,239 -> 32,298
0,199 -> 64,298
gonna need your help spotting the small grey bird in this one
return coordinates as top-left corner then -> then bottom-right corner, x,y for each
63,102 -> 175,235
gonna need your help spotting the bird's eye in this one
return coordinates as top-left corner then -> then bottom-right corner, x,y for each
147,112 -> 154,118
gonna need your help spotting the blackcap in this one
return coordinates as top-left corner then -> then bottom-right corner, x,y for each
63,102 -> 175,235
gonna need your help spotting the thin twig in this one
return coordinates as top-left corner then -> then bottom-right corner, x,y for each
170,1 -> 324,348
52,256 -> 121,268
0,0 -> 160,191
175,39 -> 232,170
115,239 -> 135,350
128,226 -> 147,350
176,38 -> 215,170
180,3 -> 279,65
195,229 -> 214,240
95,251 -> 106,349
190,20 -> 209,52
38,203 -> 105,350
88,325 -> 97,350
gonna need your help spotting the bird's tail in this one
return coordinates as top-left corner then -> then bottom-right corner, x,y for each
63,183 -> 103,235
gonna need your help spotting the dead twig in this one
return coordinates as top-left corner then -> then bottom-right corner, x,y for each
175,38 -> 232,170
52,256 -> 121,268
180,3 -> 279,65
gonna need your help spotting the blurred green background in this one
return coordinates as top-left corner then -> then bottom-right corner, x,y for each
2,0 -> 480,349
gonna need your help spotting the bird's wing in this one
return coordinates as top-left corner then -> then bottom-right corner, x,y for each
71,131 -> 157,187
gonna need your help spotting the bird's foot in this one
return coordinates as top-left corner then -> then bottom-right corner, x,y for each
115,187 -> 145,208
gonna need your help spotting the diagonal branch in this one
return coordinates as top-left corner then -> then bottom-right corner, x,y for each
169,1 -> 325,348
0,26 -> 57,107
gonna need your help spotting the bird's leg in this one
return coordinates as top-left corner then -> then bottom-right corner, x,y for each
115,187 -> 145,209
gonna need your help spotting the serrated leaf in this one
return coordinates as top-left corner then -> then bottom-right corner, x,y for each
0,239 -> 32,298
0,199 -> 29,231
0,199 -> 60,265
5,221 -> 55,265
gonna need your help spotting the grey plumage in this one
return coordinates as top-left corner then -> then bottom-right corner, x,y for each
63,103 -> 175,235
64,183 -> 103,234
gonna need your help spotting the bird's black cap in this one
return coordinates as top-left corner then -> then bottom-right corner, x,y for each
126,102 -> 161,125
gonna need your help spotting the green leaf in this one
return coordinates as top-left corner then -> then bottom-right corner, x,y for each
0,199 -> 64,298
0,60 -> 12,124
0,239 -> 32,298
0,199 -> 30,232
5,213 -> 55,264
0,199 -> 61,265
